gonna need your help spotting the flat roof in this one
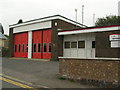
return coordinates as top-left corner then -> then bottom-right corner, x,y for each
9,15 -> 87,28
58,25 -> 120,35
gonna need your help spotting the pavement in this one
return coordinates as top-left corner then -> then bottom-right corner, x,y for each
2,57 -> 96,88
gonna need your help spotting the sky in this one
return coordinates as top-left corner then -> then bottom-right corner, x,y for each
0,0 -> 120,35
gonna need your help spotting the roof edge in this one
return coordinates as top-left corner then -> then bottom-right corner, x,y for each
9,15 -> 87,28
58,25 -> 120,32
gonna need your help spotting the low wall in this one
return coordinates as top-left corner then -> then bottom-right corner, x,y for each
59,58 -> 120,87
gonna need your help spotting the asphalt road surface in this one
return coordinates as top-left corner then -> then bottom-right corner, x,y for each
2,57 -> 95,88
2,80 -> 21,88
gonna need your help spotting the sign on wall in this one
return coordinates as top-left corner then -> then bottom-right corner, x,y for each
109,34 -> 120,48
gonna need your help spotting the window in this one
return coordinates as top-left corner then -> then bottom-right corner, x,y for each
78,41 -> 85,48
14,45 -> 17,52
18,44 -> 21,52
22,44 -> 24,52
49,43 -> 51,52
44,43 -> 47,52
71,42 -> 77,48
92,41 -> 95,48
26,44 -> 28,52
33,44 -> 36,52
65,41 -> 70,48
38,43 -> 41,52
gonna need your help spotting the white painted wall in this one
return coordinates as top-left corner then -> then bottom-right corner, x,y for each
28,31 -> 32,59
63,33 -> 95,59
13,21 -> 51,33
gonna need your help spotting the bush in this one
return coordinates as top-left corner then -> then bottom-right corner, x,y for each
2,47 -> 9,57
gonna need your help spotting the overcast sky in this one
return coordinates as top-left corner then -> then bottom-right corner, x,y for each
0,0 -> 119,35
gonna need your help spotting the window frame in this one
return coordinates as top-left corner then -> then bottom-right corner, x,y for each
48,43 -> 51,53
78,41 -> 85,48
71,41 -> 77,48
92,41 -> 95,48
33,43 -> 37,53
18,44 -> 21,52
22,44 -> 24,52
64,41 -> 70,49
43,43 -> 47,53
38,43 -> 41,53
26,44 -> 28,52
14,45 -> 17,52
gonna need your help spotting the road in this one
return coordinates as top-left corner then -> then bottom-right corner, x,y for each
0,74 -> 37,89
2,80 -> 22,88
2,57 -> 95,88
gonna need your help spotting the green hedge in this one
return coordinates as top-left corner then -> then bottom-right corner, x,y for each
2,47 -> 9,57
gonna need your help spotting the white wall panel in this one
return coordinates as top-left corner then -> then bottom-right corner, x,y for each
63,33 -> 95,59
71,49 -> 78,57
78,49 -> 86,58
28,31 -> 32,59
13,21 -> 51,33
64,49 -> 71,57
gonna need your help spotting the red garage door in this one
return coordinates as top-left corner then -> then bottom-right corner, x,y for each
43,29 -> 51,59
14,32 -> 28,58
32,29 -> 51,59
32,30 -> 42,58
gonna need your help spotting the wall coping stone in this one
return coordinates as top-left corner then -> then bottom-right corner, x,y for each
59,57 -> 120,61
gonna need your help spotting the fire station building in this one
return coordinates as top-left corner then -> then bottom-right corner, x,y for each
9,15 -> 120,60
9,15 -> 85,60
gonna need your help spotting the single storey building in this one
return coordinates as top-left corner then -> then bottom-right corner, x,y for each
9,15 -> 86,60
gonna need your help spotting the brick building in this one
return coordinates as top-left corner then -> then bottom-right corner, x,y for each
9,15 -> 86,60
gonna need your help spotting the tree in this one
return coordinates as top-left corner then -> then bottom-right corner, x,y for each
0,23 -> 4,34
18,19 -> 23,24
95,15 -> 120,26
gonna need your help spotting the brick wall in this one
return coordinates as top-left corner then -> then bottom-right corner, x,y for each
96,31 -> 120,58
59,58 -> 120,87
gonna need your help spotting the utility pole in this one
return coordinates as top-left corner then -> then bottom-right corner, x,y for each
82,5 -> 84,25
75,9 -> 78,28
75,9 -> 78,22
93,13 -> 95,26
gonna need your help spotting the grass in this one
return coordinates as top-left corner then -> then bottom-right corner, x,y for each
58,77 -> 75,83
58,77 -> 66,80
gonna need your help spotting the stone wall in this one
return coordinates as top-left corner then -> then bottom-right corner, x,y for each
59,58 -> 120,87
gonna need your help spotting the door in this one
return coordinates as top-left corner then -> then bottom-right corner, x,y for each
14,32 -> 28,58
43,29 -> 51,59
32,30 -> 42,58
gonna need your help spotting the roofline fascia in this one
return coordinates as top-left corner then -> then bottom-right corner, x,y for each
9,15 -> 86,28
